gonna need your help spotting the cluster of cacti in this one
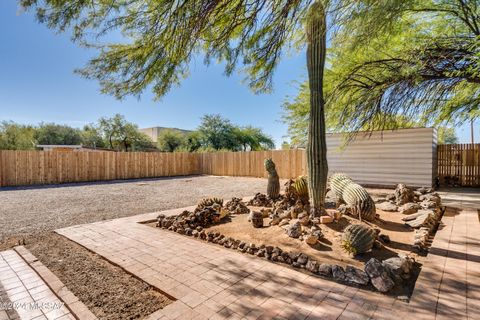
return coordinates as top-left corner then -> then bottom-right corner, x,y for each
264,158 -> 280,199
340,224 -> 375,255
329,173 -> 376,222
293,175 -> 309,202
196,197 -> 223,211
329,173 -> 353,204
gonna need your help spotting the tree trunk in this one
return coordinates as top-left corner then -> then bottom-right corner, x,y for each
306,1 -> 329,216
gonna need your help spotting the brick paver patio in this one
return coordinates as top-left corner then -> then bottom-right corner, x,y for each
0,250 -> 74,320
1,189 -> 477,319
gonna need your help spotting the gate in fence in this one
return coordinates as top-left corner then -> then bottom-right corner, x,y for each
437,143 -> 480,187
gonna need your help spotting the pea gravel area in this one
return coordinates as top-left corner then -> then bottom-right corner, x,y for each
0,175 -> 267,246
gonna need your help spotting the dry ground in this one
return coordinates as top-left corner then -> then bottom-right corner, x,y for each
0,175 -> 267,245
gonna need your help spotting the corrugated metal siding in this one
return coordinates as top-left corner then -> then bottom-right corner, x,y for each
327,128 -> 435,187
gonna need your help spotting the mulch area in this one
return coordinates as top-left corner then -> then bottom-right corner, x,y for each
25,232 -> 172,320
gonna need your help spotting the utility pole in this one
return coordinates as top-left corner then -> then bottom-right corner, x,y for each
471,119 -> 475,144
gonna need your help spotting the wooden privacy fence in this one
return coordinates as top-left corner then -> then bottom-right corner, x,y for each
0,150 -> 201,187
437,144 -> 480,187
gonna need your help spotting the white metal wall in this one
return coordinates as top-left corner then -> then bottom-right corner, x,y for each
326,128 -> 437,187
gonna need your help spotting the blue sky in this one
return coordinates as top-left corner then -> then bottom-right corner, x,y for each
0,1 -> 478,146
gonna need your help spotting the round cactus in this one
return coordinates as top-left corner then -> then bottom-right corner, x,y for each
342,183 -> 376,222
293,175 -> 309,201
341,224 -> 375,255
197,197 -> 223,211
329,173 -> 353,203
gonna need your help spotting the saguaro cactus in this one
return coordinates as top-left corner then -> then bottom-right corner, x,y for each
306,1 -> 329,216
264,158 -> 280,199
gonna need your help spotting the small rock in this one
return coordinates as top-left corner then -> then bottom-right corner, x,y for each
306,260 -> 319,273
399,202 -> 420,215
386,194 -> 395,201
320,216 -> 334,224
394,183 -> 414,206
298,212 -> 310,226
270,215 -> 281,226
251,211 -> 264,228
318,263 -> 332,276
305,234 -> 318,245
297,253 -> 309,265
279,219 -> 290,227
364,258 -> 395,292
373,240 -> 383,249
345,266 -> 369,285
377,201 -> 398,212
286,220 -> 302,238
332,265 -> 346,281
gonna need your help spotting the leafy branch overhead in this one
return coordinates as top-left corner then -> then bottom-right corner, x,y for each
21,0 -> 315,98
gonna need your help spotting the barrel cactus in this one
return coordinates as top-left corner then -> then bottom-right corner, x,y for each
329,173 -> 353,204
264,158 -> 280,199
293,175 -> 309,202
341,224 -> 375,255
343,183 -> 376,222
196,197 -> 223,211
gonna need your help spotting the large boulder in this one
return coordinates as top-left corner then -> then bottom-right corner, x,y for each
364,258 -> 395,292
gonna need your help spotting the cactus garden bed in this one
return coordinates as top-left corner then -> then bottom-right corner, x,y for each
151,170 -> 444,298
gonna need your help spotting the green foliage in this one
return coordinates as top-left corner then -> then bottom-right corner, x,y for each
35,123 -> 82,145
157,129 -> 186,152
98,114 -> 155,151
80,124 -> 106,148
341,224 -> 375,255
0,122 -> 36,150
437,127 -> 458,144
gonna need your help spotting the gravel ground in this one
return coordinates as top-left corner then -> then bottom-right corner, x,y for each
0,175 -> 266,241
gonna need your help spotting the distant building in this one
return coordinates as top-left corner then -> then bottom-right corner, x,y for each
139,127 -> 191,142
36,145 -> 114,152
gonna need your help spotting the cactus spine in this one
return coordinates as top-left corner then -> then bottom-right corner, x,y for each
306,1 -> 329,216
341,224 -> 375,255
264,158 -> 280,199
293,176 -> 309,202
343,183 -> 376,222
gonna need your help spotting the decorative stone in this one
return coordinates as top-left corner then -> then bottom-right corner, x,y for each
332,265 -> 346,281
297,253 -> 309,265
403,210 -> 436,228
377,201 -> 398,212
286,220 -> 302,238
345,266 -> 369,285
394,184 -> 414,206
318,263 -> 332,276
270,215 -> 281,226
251,211 -> 264,228
279,219 -> 290,227
386,194 -> 395,201
305,234 -> 318,245
306,260 -> 319,273
320,216 -> 334,224
399,202 -> 420,215
298,212 -> 310,226
383,254 -> 414,282
364,258 -> 395,292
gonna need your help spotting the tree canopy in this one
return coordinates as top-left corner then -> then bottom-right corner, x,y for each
156,114 -> 275,152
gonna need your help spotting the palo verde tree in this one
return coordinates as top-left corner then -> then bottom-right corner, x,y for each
20,0 -> 366,215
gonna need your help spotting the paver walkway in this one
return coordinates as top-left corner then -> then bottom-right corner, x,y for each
56,208 -> 403,320
0,250 -> 74,320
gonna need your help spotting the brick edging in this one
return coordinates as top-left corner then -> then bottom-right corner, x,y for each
13,246 -> 98,320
